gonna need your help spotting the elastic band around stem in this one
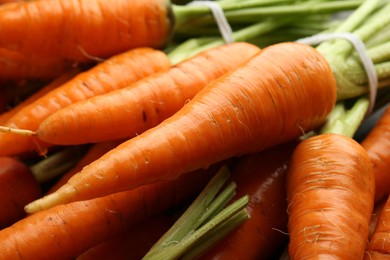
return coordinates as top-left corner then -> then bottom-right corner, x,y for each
296,32 -> 378,116
187,1 -> 234,44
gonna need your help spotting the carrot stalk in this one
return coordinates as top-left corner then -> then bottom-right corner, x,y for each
25,41 -> 337,213
30,145 -> 89,184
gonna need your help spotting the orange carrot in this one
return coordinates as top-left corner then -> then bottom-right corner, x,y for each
0,47 -> 170,156
201,141 -> 298,259
0,48 -> 73,80
361,105 -> 390,202
0,0 -> 172,63
47,140 -> 123,194
0,164 -> 219,259
35,42 -> 260,145
365,194 -> 390,259
25,42 -> 337,213
0,156 -> 41,229
0,70 -> 77,125
286,133 -> 375,259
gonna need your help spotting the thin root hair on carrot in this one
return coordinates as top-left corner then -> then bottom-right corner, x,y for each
0,126 -> 36,136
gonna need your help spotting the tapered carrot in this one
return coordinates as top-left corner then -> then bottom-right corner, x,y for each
361,105 -> 390,202
0,70 -> 77,125
0,0 -> 173,63
0,47 -> 170,156
201,141 -> 298,259
287,133 -> 375,259
25,42 -> 337,213
35,42 -> 260,145
365,194 -> 390,259
0,163 -> 219,260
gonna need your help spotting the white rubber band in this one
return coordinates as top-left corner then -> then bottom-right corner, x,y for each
296,33 -> 378,116
188,1 -> 234,44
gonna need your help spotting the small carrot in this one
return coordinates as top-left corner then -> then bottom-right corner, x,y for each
35,42 -> 260,145
360,105 -> 390,202
0,163 -> 218,259
201,141 -> 298,259
0,47 -> 170,156
0,0 -> 173,64
25,42 -> 337,213
286,133 -> 375,259
0,70 -> 77,125
365,194 -> 390,259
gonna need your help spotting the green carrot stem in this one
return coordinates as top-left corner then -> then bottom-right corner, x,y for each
148,165 -> 231,251
143,196 -> 250,260
30,145 -> 89,183
172,0 -> 362,27
180,208 -> 250,260
320,96 -> 369,137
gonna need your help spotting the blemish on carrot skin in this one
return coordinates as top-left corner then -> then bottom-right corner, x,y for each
142,111 -> 147,122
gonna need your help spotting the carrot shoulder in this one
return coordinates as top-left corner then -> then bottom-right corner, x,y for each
25,41 -> 337,213
0,0 -> 173,63
287,133 -> 375,259
0,47 -> 170,156
361,105 -> 390,202
0,165 -> 217,260
35,42 -> 260,145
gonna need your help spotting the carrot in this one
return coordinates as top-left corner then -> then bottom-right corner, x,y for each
0,47 -> 73,80
25,41 -> 337,213
0,163 -> 219,259
0,47 -> 170,156
0,70 -> 77,125
0,156 -> 41,229
365,194 -> 390,259
201,141 -> 298,259
47,140 -> 123,194
368,197 -> 387,241
0,0 -> 173,64
35,42 -> 260,145
361,105 -> 390,202
286,133 -> 375,259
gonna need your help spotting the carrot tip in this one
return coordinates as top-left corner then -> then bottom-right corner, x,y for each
24,184 -> 77,213
0,126 -> 36,136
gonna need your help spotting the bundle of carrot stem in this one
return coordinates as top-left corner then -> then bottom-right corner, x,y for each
1,0 -> 390,258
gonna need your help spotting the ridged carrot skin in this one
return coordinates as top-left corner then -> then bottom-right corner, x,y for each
201,141 -> 298,259
0,164 -> 217,260
287,133 -> 375,259
0,71 -> 78,125
0,47 -> 171,156
36,42 -> 260,145
361,106 -> 390,203
0,0 -> 173,63
25,42 -> 337,213
365,194 -> 390,259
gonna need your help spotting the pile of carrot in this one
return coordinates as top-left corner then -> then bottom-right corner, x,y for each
1,0 -> 390,258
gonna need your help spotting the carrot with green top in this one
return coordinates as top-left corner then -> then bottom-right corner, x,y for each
0,47 -> 170,156
25,41 -> 337,213
33,42 -> 260,145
